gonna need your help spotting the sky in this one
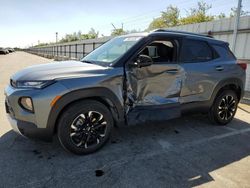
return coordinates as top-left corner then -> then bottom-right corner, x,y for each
0,0 -> 249,48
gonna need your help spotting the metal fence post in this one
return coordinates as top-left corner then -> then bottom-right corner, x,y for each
69,45 -> 71,59
83,43 -> 85,57
75,44 -> 77,59
232,0 -> 242,53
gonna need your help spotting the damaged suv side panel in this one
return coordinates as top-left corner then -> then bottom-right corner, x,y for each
125,64 -> 185,124
124,35 -> 186,125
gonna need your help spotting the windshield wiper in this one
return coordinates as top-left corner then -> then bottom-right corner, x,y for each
81,60 -> 94,64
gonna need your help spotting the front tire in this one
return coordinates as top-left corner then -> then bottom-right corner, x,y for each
57,100 -> 113,155
209,90 -> 238,125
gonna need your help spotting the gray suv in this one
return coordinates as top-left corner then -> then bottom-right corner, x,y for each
5,30 -> 246,154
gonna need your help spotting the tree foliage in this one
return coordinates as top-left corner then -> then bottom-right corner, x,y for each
161,5 -> 180,27
230,7 -> 250,17
148,1 -> 214,30
111,28 -> 126,36
180,1 -> 214,25
148,5 -> 179,30
111,28 -> 141,36
217,13 -> 226,19
147,1 -> 250,31
148,17 -> 167,30
35,42 -> 50,47
36,1 -> 250,46
59,28 -> 99,43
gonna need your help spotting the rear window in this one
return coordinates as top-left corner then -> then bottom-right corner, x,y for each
180,39 -> 213,63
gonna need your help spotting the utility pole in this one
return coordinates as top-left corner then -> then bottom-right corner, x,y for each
55,32 -> 58,43
232,0 -> 242,53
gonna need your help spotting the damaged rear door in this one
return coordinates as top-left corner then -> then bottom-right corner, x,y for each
125,36 -> 185,125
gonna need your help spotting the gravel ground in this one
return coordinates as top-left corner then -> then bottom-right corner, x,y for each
0,52 -> 250,188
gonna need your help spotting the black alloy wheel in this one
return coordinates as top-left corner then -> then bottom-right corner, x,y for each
57,100 -> 113,155
69,111 -> 108,149
209,90 -> 238,125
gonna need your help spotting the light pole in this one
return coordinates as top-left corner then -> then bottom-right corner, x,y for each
232,0 -> 242,53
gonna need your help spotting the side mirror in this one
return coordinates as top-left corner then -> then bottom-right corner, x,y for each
135,55 -> 153,68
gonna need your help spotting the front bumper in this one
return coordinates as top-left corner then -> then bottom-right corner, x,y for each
4,84 -> 61,141
4,81 -> 69,141
6,114 -> 23,136
6,113 -> 53,141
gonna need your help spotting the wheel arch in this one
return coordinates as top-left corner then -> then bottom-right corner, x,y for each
211,77 -> 244,105
46,87 -> 125,135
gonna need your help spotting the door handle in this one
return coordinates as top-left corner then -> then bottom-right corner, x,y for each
215,66 -> 224,71
166,69 -> 179,74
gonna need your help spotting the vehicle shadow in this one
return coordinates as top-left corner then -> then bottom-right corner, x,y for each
0,114 -> 250,187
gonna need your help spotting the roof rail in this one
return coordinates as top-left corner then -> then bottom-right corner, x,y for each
154,29 -> 214,38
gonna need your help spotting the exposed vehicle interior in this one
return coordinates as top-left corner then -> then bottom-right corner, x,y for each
140,40 -> 176,62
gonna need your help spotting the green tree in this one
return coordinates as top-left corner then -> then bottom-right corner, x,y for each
180,1 -> 214,25
111,28 -> 126,36
59,28 -> 99,43
34,42 -> 50,47
148,17 -> 167,30
161,5 -> 180,27
125,29 -> 141,34
217,13 -> 226,19
85,28 -> 99,39
147,5 -> 180,30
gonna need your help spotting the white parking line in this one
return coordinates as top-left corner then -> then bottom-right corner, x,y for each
157,128 -> 250,150
222,126 -> 238,131
180,128 -> 250,149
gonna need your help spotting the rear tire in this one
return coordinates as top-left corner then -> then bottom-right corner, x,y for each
57,100 -> 113,155
209,90 -> 238,125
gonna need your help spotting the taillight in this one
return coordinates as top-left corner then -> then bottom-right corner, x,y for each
237,60 -> 247,70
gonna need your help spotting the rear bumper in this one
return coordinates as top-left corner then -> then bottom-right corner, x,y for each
6,114 -> 53,141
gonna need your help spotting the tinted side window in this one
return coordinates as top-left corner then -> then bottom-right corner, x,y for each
180,39 -> 213,63
212,44 -> 236,60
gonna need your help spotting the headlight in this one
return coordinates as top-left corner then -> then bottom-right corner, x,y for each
14,80 -> 55,89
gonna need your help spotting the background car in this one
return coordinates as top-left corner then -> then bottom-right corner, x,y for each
0,47 -> 9,54
7,48 -> 15,53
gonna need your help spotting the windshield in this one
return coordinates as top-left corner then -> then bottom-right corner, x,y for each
81,36 -> 143,66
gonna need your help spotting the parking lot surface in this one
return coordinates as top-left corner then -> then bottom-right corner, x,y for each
0,52 -> 250,188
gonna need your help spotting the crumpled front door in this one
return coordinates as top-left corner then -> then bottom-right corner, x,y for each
126,63 -> 185,125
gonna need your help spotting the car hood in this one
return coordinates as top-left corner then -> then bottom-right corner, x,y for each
11,60 -> 110,81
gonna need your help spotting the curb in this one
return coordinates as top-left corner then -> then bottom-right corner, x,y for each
241,97 -> 250,105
